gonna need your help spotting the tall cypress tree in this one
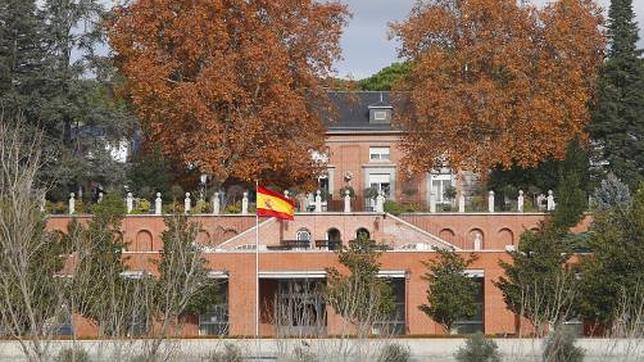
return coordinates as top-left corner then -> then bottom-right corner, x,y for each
590,0 -> 644,190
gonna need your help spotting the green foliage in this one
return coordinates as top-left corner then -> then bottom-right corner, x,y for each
443,185 -> 457,200
207,343 -> 243,362
377,343 -> 411,362
326,235 -> 394,333
66,192 -> 130,336
550,141 -> 590,229
384,200 -> 404,215
191,199 -> 210,214
591,173 -> 632,211
358,62 -> 412,91
489,140 -> 592,209
454,332 -> 501,362
419,248 -> 478,332
0,0 -> 135,199
364,186 -> 379,199
54,348 -> 91,362
131,198 -> 151,214
542,329 -> 585,362
128,149 -> 175,198
578,182 -> 644,327
154,215 -> 212,321
590,0 -> 644,190
224,201 -> 242,214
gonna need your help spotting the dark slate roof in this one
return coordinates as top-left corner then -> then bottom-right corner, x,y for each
324,91 -> 402,132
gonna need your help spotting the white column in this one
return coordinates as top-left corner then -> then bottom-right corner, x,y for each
517,190 -> 525,213
98,192 -> 104,203
126,192 -> 133,214
212,192 -> 220,215
547,190 -> 556,211
184,192 -> 191,214
375,190 -> 385,213
242,191 -> 249,215
488,191 -> 495,213
283,190 -> 290,199
458,193 -> 465,213
155,192 -> 162,215
68,192 -> 75,215
343,190 -> 351,213
314,190 -> 322,213
429,191 -> 436,213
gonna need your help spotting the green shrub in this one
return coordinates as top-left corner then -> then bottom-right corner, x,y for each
543,329 -> 585,362
90,194 -> 127,217
54,347 -> 91,362
47,201 -> 68,214
191,199 -> 209,214
224,201 -> 241,214
454,332 -> 501,362
207,343 -> 243,362
377,343 -> 410,362
384,200 -> 404,215
131,199 -> 151,214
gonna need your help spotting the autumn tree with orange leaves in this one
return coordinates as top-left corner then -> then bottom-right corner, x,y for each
107,0 -> 349,187
391,0 -> 605,174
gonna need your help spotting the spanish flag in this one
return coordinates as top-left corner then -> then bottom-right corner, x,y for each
256,186 -> 295,220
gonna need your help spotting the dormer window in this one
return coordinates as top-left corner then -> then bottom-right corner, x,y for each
369,107 -> 392,124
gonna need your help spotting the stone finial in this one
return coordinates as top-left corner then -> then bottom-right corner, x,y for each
429,191 -> 437,213
488,190 -> 495,213
126,192 -> 133,214
458,193 -> 465,213
547,190 -> 556,211
375,190 -> 385,213
242,191 -> 249,215
314,190 -> 322,213
283,190 -> 290,199
474,232 -> 482,251
344,189 -> 351,213
184,192 -> 191,214
68,192 -> 75,215
517,190 -> 525,213
212,192 -> 220,215
155,192 -> 162,215
98,192 -> 104,203
40,194 -> 46,213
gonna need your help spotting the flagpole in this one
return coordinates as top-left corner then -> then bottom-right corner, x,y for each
255,179 -> 259,340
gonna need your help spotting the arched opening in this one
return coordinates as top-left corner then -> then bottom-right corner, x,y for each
498,228 -> 514,246
439,228 -> 456,242
468,228 -> 484,250
134,230 -> 153,251
356,228 -> 370,240
295,228 -> 312,248
326,228 -> 342,250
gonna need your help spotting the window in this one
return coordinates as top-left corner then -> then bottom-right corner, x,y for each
430,173 -> 454,204
454,277 -> 484,334
368,173 -> 391,198
296,228 -> 312,242
373,278 -> 405,335
356,228 -> 370,240
369,108 -> 392,124
199,281 -> 229,336
275,279 -> 326,336
369,147 -> 390,161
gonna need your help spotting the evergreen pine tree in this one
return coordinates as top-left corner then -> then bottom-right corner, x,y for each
590,0 -> 644,190
0,0 -> 135,200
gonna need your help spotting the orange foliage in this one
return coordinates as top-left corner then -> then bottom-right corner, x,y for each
391,0 -> 605,174
107,0 -> 349,187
